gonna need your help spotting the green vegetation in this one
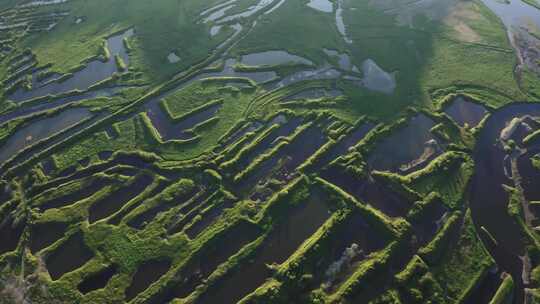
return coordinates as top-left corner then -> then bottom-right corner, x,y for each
0,0 -> 540,303
489,275 -> 514,304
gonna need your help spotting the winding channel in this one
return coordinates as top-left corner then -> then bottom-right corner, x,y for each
470,102 -> 540,304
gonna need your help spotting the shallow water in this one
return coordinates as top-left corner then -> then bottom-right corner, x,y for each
0,87 -> 123,126
480,0 -> 540,33
361,59 -> 396,94
336,0 -> 352,44
240,50 -> 313,66
217,0 -> 277,23
284,87 -> 343,101
167,52 -> 180,63
203,4 -> 236,23
267,64 -> 341,90
200,0 -> 238,17
444,96 -> 488,127
210,25 -> 222,37
0,108 -> 92,165
323,48 -> 358,72
307,0 -> 333,13
9,29 -> 133,102
480,0 -> 540,73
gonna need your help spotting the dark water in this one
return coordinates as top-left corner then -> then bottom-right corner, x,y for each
368,114 -> 439,172
29,221 -> 69,253
127,186 -> 199,230
308,122 -> 375,172
9,29 -> 134,102
308,210 -> 389,290
167,191 -> 213,235
125,259 -> 172,301
147,221 -> 262,304
518,149 -> 540,202
469,103 -> 540,304
45,231 -> 94,280
185,197 -> 236,239
0,215 -> 25,255
409,198 -> 448,246
0,108 -> 92,165
232,117 -> 303,172
98,150 -> 114,161
241,123 -> 327,193
37,177 -> 110,211
77,264 -> 118,294
322,167 -> 411,218
88,173 -> 153,224
0,87 -> 120,126
463,269 -> 502,304
196,194 -> 330,304
145,101 -> 222,141
107,179 -> 170,226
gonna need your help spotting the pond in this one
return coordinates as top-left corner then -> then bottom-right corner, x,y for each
9,29 -> 134,102
45,231 -> 94,280
0,107 -> 93,165
307,0 -> 333,13
195,192 -> 330,304
368,114 -> 439,173
323,48 -> 359,72
444,96 -> 488,128
167,52 -> 180,63
240,50 -> 313,67
361,59 -> 396,94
